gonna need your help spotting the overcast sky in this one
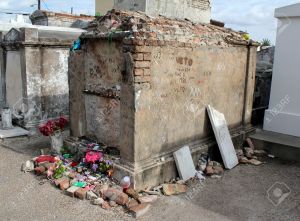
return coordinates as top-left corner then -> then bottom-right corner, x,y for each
0,0 -> 299,44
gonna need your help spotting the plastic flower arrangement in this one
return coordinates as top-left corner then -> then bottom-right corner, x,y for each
53,161 -> 66,179
99,160 -> 113,174
39,116 -> 68,136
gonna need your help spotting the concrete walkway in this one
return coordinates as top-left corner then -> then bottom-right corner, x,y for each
0,145 -> 299,221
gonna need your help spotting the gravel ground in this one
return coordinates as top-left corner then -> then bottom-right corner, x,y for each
0,143 -> 299,221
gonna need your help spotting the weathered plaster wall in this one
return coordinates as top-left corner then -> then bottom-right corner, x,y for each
130,45 -> 253,162
0,47 -> 5,107
84,40 -> 124,146
21,47 -> 69,128
114,0 -> 211,23
5,51 -> 23,110
69,51 -> 86,137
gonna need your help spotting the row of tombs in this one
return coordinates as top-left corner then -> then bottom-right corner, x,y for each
0,11 -> 258,189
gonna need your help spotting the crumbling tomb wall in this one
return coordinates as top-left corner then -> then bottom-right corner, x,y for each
130,46 -> 251,162
70,10 -> 257,189
69,40 -> 124,147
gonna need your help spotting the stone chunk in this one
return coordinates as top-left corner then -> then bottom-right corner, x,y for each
104,188 -> 129,205
173,146 -> 196,181
162,184 -> 187,196
93,184 -> 109,197
205,166 -> 214,176
66,186 -> 80,197
249,159 -> 263,166
68,171 -> 77,179
246,138 -> 255,149
109,201 -> 118,207
34,166 -> 46,175
125,188 -> 140,201
21,160 -> 34,172
101,201 -> 111,210
92,198 -> 104,205
126,199 -> 139,209
75,188 -> 88,200
138,195 -> 158,204
254,150 -> 267,156
244,147 -> 254,158
130,203 -> 151,218
59,179 -> 70,191
87,191 -> 98,200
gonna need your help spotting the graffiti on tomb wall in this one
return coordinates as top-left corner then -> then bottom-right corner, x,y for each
133,46 -> 247,150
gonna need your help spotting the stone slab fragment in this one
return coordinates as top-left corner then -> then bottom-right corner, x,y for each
0,126 -> 29,138
207,105 -> 238,169
173,145 -> 196,181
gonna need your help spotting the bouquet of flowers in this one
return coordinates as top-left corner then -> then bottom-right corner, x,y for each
39,116 -> 68,136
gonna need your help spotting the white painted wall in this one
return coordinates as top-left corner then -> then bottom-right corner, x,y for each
264,3 -> 300,137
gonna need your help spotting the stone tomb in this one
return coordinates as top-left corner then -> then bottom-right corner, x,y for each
68,11 -> 257,189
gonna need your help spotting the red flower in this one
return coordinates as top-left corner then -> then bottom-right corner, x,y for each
39,116 -> 68,136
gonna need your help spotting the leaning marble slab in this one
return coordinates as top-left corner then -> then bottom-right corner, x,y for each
207,105 -> 238,169
173,145 -> 196,181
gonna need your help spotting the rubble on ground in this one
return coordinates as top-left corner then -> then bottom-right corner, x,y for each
21,138 -> 160,218
236,138 -> 267,165
21,136 -> 269,217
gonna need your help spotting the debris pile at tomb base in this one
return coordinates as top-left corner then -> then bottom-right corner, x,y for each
21,136 -> 267,218
236,138 -> 267,166
21,138 -> 161,218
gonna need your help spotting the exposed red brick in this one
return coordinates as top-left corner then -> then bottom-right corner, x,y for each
134,61 -> 150,68
145,39 -> 158,46
75,188 -> 88,200
126,199 -> 139,209
132,39 -> 145,46
130,203 -> 151,218
135,76 -> 151,83
134,68 -> 144,76
162,184 -> 187,196
138,195 -> 158,204
132,53 -> 144,61
143,53 -> 151,61
143,68 -> 151,76
102,201 -> 111,210
54,177 -> 69,187
157,40 -> 166,46
59,179 -> 70,190
104,188 -> 129,205
146,32 -> 157,38
34,166 -> 46,175
134,46 -> 151,53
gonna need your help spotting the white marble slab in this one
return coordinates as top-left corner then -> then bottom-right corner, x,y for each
0,126 -> 29,139
207,105 -> 238,169
173,145 -> 196,181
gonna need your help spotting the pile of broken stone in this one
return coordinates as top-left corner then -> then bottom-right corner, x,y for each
196,138 -> 267,179
21,141 -> 159,218
236,138 -> 267,166
20,137 -> 266,218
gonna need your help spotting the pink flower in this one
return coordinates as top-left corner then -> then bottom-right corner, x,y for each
85,151 -> 102,163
